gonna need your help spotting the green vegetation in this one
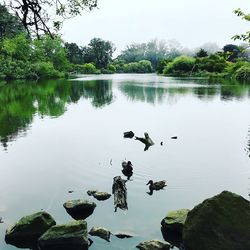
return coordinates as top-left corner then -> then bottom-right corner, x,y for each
1,3 -> 250,81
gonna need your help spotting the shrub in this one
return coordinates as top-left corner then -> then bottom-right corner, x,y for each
234,65 -> 250,80
196,54 -> 227,73
33,62 -> 63,78
163,56 -> 195,75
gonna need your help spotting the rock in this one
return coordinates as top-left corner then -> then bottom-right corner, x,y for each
115,233 -> 133,239
183,191 -> 250,250
136,240 -> 170,250
5,211 -> 56,249
38,220 -> 88,250
89,226 -> 111,241
171,136 -> 177,139
0,216 -> 3,223
63,199 -> 96,220
87,190 -> 111,201
123,131 -> 134,138
161,209 -> 189,235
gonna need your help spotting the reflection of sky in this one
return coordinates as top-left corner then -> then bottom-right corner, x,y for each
0,75 -> 250,250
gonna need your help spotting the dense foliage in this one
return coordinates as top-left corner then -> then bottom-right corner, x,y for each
4,0 -> 98,38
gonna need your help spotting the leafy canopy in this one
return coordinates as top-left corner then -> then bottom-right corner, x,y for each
5,0 -> 98,38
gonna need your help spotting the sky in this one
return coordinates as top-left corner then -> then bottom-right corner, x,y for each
61,0 -> 250,54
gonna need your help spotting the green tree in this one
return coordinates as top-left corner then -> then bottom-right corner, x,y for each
163,56 -> 195,75
0,4 -> 25,39
4,0 -> 98,38
223,44 -> 241,62
233,9 -> 250,43
65,42 -> 83,64
195,49 -> 208,58
82,38 -> 115,68
33,36 -> 69,71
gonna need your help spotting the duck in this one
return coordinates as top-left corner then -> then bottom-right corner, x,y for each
146,180 -> 166,191
122,161 -> 133,172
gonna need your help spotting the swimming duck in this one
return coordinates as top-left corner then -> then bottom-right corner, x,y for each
146,180 -> 166,191
122,161 -> 133,172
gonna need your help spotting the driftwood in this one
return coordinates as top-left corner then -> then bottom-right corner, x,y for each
135,132 -> 154,151
112,176 -> 128,212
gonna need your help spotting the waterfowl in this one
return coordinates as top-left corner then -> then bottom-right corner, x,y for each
122,161 -> 133,172
146,180 -> 166,191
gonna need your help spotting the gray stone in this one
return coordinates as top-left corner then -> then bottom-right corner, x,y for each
87,190 -> 111,201
136,240 -> 170,250
5,211 -> 56,249
63,199 -> 96,220
89,226 -> 111,241
183,191 -> 250,250
38,220 -> 88,250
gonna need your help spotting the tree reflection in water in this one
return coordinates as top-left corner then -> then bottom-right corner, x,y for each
0,79 -> 113,150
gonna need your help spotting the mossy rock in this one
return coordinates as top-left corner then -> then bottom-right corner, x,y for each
5,211 -> 56,249
161,209 -> 189,234
38,220 -> 88,250
136,239 -> 170,250
183,191 -> 250,250
63,199 -> 96,220
89,226 -> 111,241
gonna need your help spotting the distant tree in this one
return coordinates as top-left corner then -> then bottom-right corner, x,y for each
195,49 -> 208,58
118,39 -> 182,69
65,42 -> 83,64
0,4 -> 24,39
4,0 -> 98,38
82,38 -> 115,68
223,44 -> 241,62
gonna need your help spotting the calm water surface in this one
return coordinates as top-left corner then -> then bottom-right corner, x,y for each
0,74 -> 249,249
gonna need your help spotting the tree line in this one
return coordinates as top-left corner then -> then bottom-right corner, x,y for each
1,3 -> 250,80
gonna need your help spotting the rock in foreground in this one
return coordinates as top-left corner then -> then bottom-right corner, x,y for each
63,199 -> 96,220
183,191 -> 250,250
89,226 -> 111,241
136,240 -> 170,250
161,209 -> 189,235
5,211 -> 56,249
38,220 -> 88,250
87,190 -> 111,201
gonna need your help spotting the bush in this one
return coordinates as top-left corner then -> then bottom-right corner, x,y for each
81,63 -> 99,74
33,62 -> 63,78
234,65 -> 250,80
196,54 -> 227,73
163,56 -> 195,75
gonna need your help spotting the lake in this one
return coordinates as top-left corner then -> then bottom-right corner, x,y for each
0,74 -> 249,249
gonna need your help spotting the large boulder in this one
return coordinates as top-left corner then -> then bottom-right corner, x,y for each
5,211 -> 56,249
63,199 -> 96,220
89,226 -> 111,241
183,191 -> 250,250
38,220 -> 88,250
136,240 -> 170,250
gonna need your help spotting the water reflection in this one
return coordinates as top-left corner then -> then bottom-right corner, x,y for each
0,79 -> 113,150
119,78 -> 250,104
245,125 -> 250,158
1,76 -> 250,151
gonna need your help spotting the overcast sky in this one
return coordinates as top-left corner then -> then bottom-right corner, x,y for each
61,0 -> 250,54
